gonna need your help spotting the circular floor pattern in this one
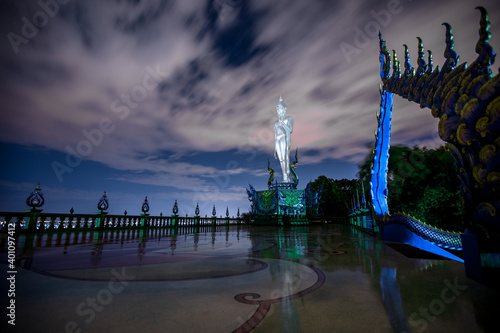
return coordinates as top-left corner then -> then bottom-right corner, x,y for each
30,257 -> 269,282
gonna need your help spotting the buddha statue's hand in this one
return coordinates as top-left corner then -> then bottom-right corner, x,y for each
280,119 -> 292,133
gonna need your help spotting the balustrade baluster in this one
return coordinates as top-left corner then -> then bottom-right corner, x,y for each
58,216 -> 65,230
75,216 -> 82,229
48,216 -> 56,230
3,216 -> 12,232
38,216 -> 46,231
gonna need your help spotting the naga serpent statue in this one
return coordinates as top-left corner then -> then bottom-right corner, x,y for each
373,6 -> 499,254
268,148 -> 298,188
290,148 -> 299,187
267,158 -> 275,188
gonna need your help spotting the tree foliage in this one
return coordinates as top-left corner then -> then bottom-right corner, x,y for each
357,145 -> 465,231
310,176 -> 360,217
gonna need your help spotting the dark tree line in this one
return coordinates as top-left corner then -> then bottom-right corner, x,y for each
310,176 -> 361,217
310,145 -> 465,231
357,145 -> 465,231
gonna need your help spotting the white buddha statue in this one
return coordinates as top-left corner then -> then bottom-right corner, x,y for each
274,96 -> 294,183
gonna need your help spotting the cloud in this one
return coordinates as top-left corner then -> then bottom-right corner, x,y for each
1,0 -> 499,186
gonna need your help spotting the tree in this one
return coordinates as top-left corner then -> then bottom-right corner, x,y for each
310,176 -> 361,217
357,145 -> 465,231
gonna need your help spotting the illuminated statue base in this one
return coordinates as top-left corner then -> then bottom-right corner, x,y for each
247,182 -> 313,226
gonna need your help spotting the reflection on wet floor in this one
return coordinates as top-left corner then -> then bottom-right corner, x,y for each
1,224 -> 499,332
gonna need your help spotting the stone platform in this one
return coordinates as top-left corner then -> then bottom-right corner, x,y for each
247,182 -> 308,225
6,225 -> 499,332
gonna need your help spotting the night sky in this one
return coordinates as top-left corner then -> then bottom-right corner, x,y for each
0,0 -> 499,216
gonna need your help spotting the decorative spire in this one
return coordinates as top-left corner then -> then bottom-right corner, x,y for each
212,205 -> 216,216
26,182 -> 45,209
416,37 -> 427,77
237,207 -> 240,217
172,200 -> 179,215
195,203 -> 200,216
403,44 -> 413,77
379,32 -> 391,80
392,50 -> 401,78
426,50 -> 434,74
267,157 -> 275,188
474,6 -> 496,73
141,196 -> 149,213
442,23 -> 459,71
226,206 -> 229,217
97,191 -> 109,212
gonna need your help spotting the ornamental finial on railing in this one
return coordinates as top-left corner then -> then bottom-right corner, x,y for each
379,32 -> 391,80
426,50 -> 434,74
474,6 -> 496,74
141,196 -> 149,213
441,23 -> 459,72
416,37 -> 427,77
237,207 -> 240,217
195,203 -> 200,216
172,200 -> 178,215
97,191 -> 109,212
226,207 -> 229,217
403,44 -> 413,77
26,182 -> 44,209
212,205 -> 216,216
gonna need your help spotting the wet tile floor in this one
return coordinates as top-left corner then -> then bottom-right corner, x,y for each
1,224 -> 499,332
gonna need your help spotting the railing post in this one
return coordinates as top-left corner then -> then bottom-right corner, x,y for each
140,213 -> 150,229
95,212 -> 108,229
25,208 -> 42,232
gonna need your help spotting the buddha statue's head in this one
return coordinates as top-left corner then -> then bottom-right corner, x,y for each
276,95 -> 287,118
